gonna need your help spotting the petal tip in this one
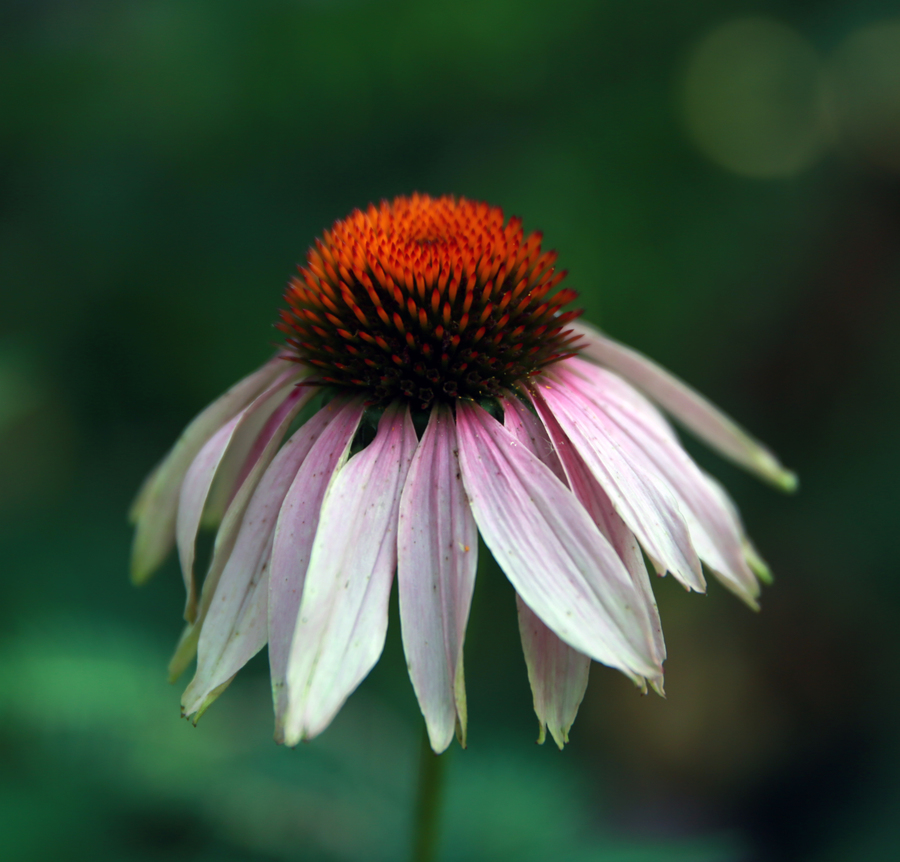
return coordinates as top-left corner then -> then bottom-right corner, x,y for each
182,592 -> 198,625
550,733 -> 567,751
129,537 -> 164,586
745,542 -> 774,585
778,470 -> 799,494
168,624 -> 200,682
129,561 -> 153,587
755,452 -> 798,493
454,714 -> 468,750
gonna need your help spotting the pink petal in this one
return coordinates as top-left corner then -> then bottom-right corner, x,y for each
129,355 -> 289,585
282,402 -> 418,745
503,391 -> 664,732
502,394 -> 592,740
516,596 -> 590,749
398,404 -> 477,753
180,396 -> 359,719
200,370 -> 303,529
571,322 -> 797,491
558,363 -> 760,605
455,402 -> 661,683
563,356 -> 678,442
532,377 -> 705,592
267,398 -> 366,738
501,393 -> 566,482
174,373 -> 307,622
529,398 -> 667,681
168,382 -> 315,681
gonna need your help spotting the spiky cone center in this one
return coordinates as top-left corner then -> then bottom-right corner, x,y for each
277,194 -> 584,406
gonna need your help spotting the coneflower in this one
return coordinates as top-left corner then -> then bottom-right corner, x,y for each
130,193 -> 794,754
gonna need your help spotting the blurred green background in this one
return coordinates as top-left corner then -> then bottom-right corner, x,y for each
2,1 -> 899,860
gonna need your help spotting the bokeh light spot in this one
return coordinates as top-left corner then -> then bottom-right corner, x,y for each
827,17 -> 900,174
681,18 -> 827,178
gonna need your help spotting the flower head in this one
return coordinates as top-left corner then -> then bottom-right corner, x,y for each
277,193 -> 580,405
130,194 -> 795,752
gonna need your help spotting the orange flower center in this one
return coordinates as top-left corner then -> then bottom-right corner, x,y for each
278,194 -> 582,405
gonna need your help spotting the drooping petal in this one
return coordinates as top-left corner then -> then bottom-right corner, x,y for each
516,596 -> 591,749
501,393 -> 566,481
175,416 -> 241,621
455,401 -> 661,683
200,372 -> 302,529
129,355 -> 289,585
563,356 -> 678,443
167,382 -> 315,679
532,377 -> 704,592
504,392 -> 664,702
571,321 -> 797,491
398,403 -> 477,754
282,402 -> 418,745
174,372 -> 306,622
267,398 -> 366,737
180,395 -> 357,719
559,363 -> 760,605
200,369 -> 305,530
528,397 -> 667,682
501,396 -> 592,745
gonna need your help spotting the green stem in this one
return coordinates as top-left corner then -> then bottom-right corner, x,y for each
412,726 -> 446,862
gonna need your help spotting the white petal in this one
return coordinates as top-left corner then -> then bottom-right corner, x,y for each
398,404 -> 477,753
571,321 -> 797,491
532,377 -> 704,592
267,398 -> 366,738
455,402 -> 661,683
180,395 -> 358,718
282,402 -> 418,744
129,355 -> 289,584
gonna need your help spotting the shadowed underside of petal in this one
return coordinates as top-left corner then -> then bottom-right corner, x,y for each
398,403 -> 477,753
516,596 -> 591,749
176,417 -> 241,621
571,322 -> 797,491
557,364 -> 760,605
129,356 -> 289,586
175,371 -> 305,622
455,401 -> 661,683
532,378 -> 704,593
283,402 -> 418,745
166,382 -> 314,681
180,395 -> 357,719
268,398 -> 366,739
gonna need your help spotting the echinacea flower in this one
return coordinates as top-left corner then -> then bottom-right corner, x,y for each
130,194 -> 794,753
